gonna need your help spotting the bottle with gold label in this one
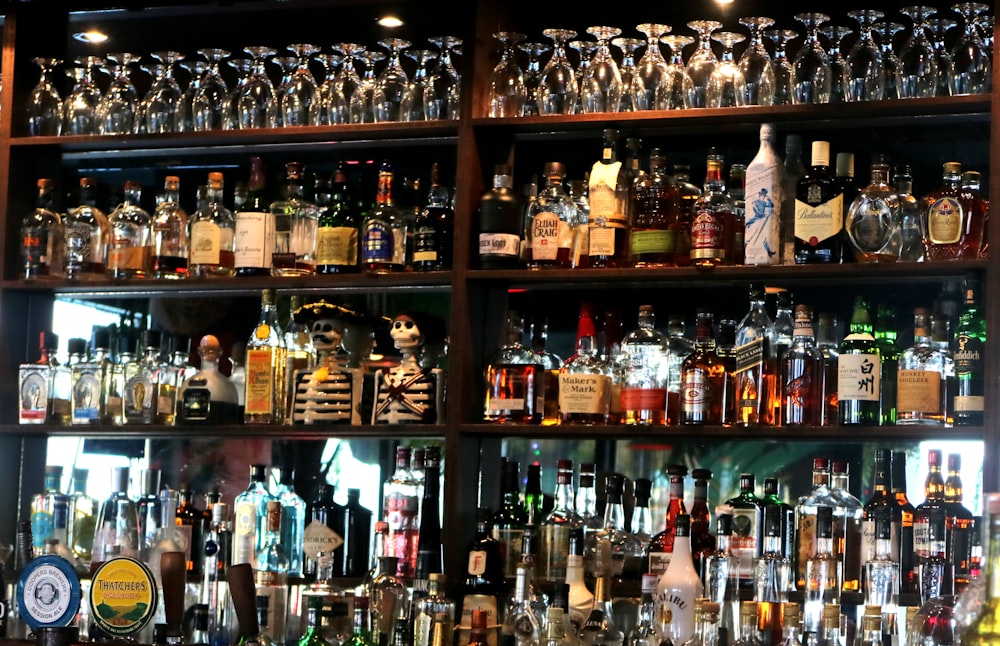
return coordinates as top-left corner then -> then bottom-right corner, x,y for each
559,302 -> 612,424
921,162 -> 967,260
244,289 -> 286,425
587,128 -> 629,268
316,162 -> 360,273
896,307 -> 946,425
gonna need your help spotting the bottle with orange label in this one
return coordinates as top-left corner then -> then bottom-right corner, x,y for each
244,289 -> 286,425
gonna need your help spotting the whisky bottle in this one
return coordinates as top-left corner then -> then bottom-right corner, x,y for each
672,162 -> 700,266
735,283 -> 777,427
188,173 -> 236,277
874,304 -> 901,425
107,180 -> 152,279
953,273 -> 985,425
21,178 -> 62,279
621,305 -> 667,425
588,128 -> 629,268
457,509 -> 503,646
914,449 -> 947,563
690,148 -> 734,266
921,162 -> 967,260
781,134 -> 805,265
315,162 -> 361,273
64,177 -> 110,280
413,162 -> 455,271
891,164 -> 925,261
728,163 -> 746,265
680,310 -> 726,425
830,460 -> 864,593
559,302 -> 612,424
744,123 -> 783,266
150,175 -> 188,278
691,469 -> 717,576
846,154 -> 902,262
631,147 -> 681,267
478,164 -> 522,269
234,156 -> 274,277
244,289 -> 285,425
270,161 -> 319,276
529,316 -> 563,426
838,296 -> 881,425
665,314 -> 694,426
362,160 -> 406,272
835,152 -> 859,260
491,459 -> 527,582
944,453 -> 975,592
779,303 -> 824,426
528,162 -> 580,268
794,140 -> 844,264
959,170 -> 988,259
484,312 -> 544,424
897,308 -> 946,425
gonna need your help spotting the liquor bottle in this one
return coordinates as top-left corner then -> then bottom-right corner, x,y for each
755,506 -> 791,646
691,469 -> 716,575
897,307 -> 947,425
680,310 -> 726,425
343,488 -> 372,577
107,180 -> 152,279
700,514 -> 736,641
68,468 -> 98,571
888,451 -> 917,596
735,283 -> 777,426
933,312 -> 957,424
539,459 -> 582,586
958,494 -> 1000,646
149,175 -> 188,278
177,334 -> 240,424
70,327 -> 112,425
648,464 -> 687,576
778,603 -> 800,646
864,507 -> 900,625
136,468 -> 160,565
959,169 -> 988,259
255,501 -> 289,646
845,154 -> 901,262
30,465 -> 68,557
891,164 -> 925,261
744,123 -> 782,265
155,335 -> 190,425
344,596 -> 375,646
559,302 -> 612,424
92,466 -> 140,568
625,574 -> 659,646
315,162 -> 360,273
690,148 -> 734,266
492,459 -> 527,582
621,305 -> 668,426
18,331 -> 59,424
529,316 -> 563,426
187,172 -> 236,277
838,296 -> 881,425
872,304 -> 901,426
362,160 -> 406,272
579,575 -> 624,646
779,303 -> 824,426
414,451 -> 443,587
795,457 -> 836,589
915,449 -> 947,567
584,473 -> 640,582
304,483 -> 345,577
383,446 -> 420,579
299,595 -> 332,646
862,450 -> 895,566
815,313 -> 839,426
22,178 -> 62,279
657,514 -> 702,645
628,478 -> 654,576
413,162 -> 454,271
780,134 -> 805,265
953,273 -> 985,425
829,460 -> 863,593
281,294 -> 312,420
175,488 -> 205,575
64,176 -> 110,280
729,163 -> 747,265
672,162 -> 700,266
458,508 -> 503,646
269,161 -> 319,276
726,473 -> 764,589
484,313 -> 544,425
568,179 -> 590,269
244,289 -> 286,425
587,128 -> 629,268
527,162 -> 579,268
794,140 -> 844,264
835,152 -> 859,260
525,463 -> 544,526
944,453 -> 975,592
501,563 -> 542,646
202,501 -> 232,646
918,508 -> 953,604
921,162 -> 968,260
233,155 -> 274,277
122,329 -> 161,425
233,464 -> 275,566
631,147 -> 681,267
661,314 -> 693,426
802,506 -> 841,638
603,308 -> 625,425
414,573 -> 456,646
762,478 -> 794,572
478,164 -> 522,269
732,601 -> 761,646
272,470 -> 305,579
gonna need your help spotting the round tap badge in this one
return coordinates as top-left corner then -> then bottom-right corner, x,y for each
88,557 -> 158,638
16,555 -> 81,631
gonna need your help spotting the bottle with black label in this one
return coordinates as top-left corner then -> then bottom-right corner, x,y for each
478,165 -> 522,269
304,484 -> 345,578
413,162 -> 454,271
177,335 -> 240,425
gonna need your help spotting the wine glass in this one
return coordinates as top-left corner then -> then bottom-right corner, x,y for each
332,43 -> 365,120
538,28 -> 578,115
374,38 -> 412,123
846,10 -> 886,101
951,2 -> 992,95
658,35 -> 695,109
226,56 -> 253,128
738,16 -> 776,105
192,48 -> 230,131
612,36 -> 643,112
281,43 -> 321,126
899,5 -> 940,98
568,39 -> 598,114
632,23 -> 672,111
314,53 -> 345,125
792,13 -> 833,104
581,26 -> 623,114
980,13 -> 994,59
519,41 -> 549,116
822,25 -> 853,103
176,58 -> 205,132
874,21 -> 906,99
707,32 -> 747,108
686,20 -> 723,108
350,49 -> 384,124
63,56 -> 103,136
765,29 -> 799,105
236,46 -> 278,130
98,52 -> 138,135
400,49 -> 437,121
426,36 -> 462,120
488,31 -> 526,118
927,18 -> 957,96
27,57 -> 63,136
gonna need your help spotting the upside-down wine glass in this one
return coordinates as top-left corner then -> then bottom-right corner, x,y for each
192,48 -> 230,131
488,32 -> 526,118
658,34 -> 695,109
519,41 -> 549,116
899,5 -> 940,98
426,36 -> 462,120
792,13 -> 833,104
64,56 -> 104,135
332,43 -> 364,121
686,20 -> 723,108
612,36 -> 643,112
952,2 -> 992,94
632,23 -> 671,111
846,10 -> 886,101
569,39 -> 598,114
350,49 -> 384,124
282,43 -> 321,126
401,49 -> 437,121
142,51 -> 183,134
765,28 -> 798,105
314,53 -> 345,125
738,16 -> 776,105
226,57 -> 253,129
28,57 -> 63,136
538,28 -> 578,115
874,21 -> 906,99
98,52 -> 138,135
177,58 -> 205,132
928,18 -> 957,96
708,31 -> 747,107
374,38 -> 411,122
236,46 -> 278,129
822,25 -> 852,103
581,26 -> 623,113
981,13 -> 994,58
271,54 -> 298,126
133,62 -> 157,134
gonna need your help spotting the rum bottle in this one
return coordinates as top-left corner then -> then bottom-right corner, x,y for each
837,296 -> 881,425
690,148 -> 733,266
150,175 -> 188,278
188,173 -> 235,277
64,176 -> 110,280
744,123 -> 783,266
953,273 -> 985,425
527,162 -> 579,268
587,128 -> 629,267
779,303 -> 824,426
794,140 -> 844,264
21,178 -> 61,279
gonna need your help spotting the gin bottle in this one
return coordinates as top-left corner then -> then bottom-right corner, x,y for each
64,177 -> 110,280
255,501 -> 289,646
107,180 -> 152,279
30,465 -> 68,557
274,469 -> 306,579
21,178 -> 62,279
897,308 -> 946,425
150,175 -> 188,278
233,464 -> 275,566
271,161 -> 319,276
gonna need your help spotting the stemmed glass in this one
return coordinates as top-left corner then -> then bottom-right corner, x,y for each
332,43 -> 365,121
350,49 -> 384,124
686,20 -> 723,108
874,21 -> 906,99
659,35 -> 695,109
281,43 -> 321,126
707,32 -> 747,108
792,13 -> 833,104
400,49 -> 437,121
192,48 -> 231,131
426,36 -> 462,120
28,57 -> 63,136
738,16 -> 776,105
632,23 -> 671,111
980,13 -> 994,59
580,26 -> 623,114
314,53 -> 346,125
951,2 -> 992,95
822,25 -> 853,103
488,32 -> 526,118
373,38 -> 412,123
236,46 -> 278,130
538,28 -> 578,115
927,18 -> 957,96
569,39 -> 598,114
612,36 -> 643,112
63,56 -> 104,136
177,58 -> 206,132
226,57 -> 254,128
132,62 -> 156,134
519,42 -> 549,116
765,28 -> 798,105
846,10 -> 886,101
899,5 -> 940,98
98,52 -> 138,135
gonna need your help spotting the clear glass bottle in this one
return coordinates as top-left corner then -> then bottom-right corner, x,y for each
107,180 -> 152,279
362,159 -> 407,273
244,289 -> 286,425
122,329 -> 161,425
382,446 -> 420,579
274,469 -> 306,579
838,296 -> 881,425
92,466 -> 140,568
892,164 -> 925,262
19,331 -> 69,425
68,467 -> 98,572
234,155 -> 274,277
579,575 -> 623,646
271,161 -> 319,276
795,457 -> 837,590
664,315 -> 694,426
702,514 -> 738,641
559,302 -> 612,424
897,307 -> 947,425
567,179 -> 590,269
188,172 -> 236,277
71,326 -> 112,425
150,175 -> 188,278
585,473 -> 640,583
539,459 -> 582,586
630,478 -> 654,556
30,465 -> 68,557
626,574 -> 660,646
657,514 -> 702,645
21,177 -> 62,279
64,176 -> 110,280
527,162 -> 580,268
233,464 -> 275,567
690,149 -> 734,267
794,140 -> 844,264
864,507 -> 900,625
484,312 -> 544,424
621,305 -> 667,426
414,573 -> 455,646
803,506 -> 841,637
846,154 -> 902,262
735,283 -> 777,427
281,294 -> 313,422
731,601 -> 761,646
830,460 -> 864,594
918,508 -> 953,604
744,123 -> 783,265
959,169 -> 988,259
255,501 -> 288,646
500,563 -> 542,646
780,303 -> 824,426
755,504 -> 793,608
587,128 -> 629,268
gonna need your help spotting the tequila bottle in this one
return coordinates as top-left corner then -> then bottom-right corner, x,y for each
122,329 -> 161,425
270,161 -> 319,276
21,178 -> 62,279
107,180 -> 152,279
527,162 -> 580,268
244,289 -> 286,425
188,172 -> 236,277
19,331 -> 66,425
64,176 -> 110,280
587,128 -> 629,268
177,334 -> 240,424
897,307 -> 947,425
150,175 -> 188,278
71,327 -> 112,425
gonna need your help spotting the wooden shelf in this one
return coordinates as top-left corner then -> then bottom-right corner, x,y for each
2,423 -> 447,439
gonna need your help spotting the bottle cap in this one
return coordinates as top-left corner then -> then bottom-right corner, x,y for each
667,464 -> 689,477
760,123 -> 775,140
836,152 -> 855,177
716,513 -> 733,536
634,478 -> 653,501
212,502 -> 229,524
811,141 -> 830,167
112,466 -> 130,493
812,457 -> 831,471
67,338 -> 88,356
943,161 -> 963,174
543,161 -> 566,177
741,601 -> 758,618
141,468 -> 161,495
831,460 -> 848,475
692,468 -> 712,481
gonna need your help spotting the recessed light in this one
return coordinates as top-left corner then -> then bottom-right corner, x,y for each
377,15 -> 404,28
73,30 -> 109,44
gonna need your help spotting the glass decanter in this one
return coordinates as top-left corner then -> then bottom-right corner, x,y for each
426,35 -> 462,120
191,48 -> 230,131
686,19 -> 723,108
235,45 -> 278,129
612,36 -> 643,112
98,52 -> 138,135
281,43 -> 320,126
792,13 -> 832,104
632,23 -> 671,111
400,48 -> 436,121
28,57 -> 62,136
846,10 -> 886,101
899,5 -> 940,98
581,25 -> 623,113
738,16 -> 776,106
951,2 -> 992,95
707,31 -> 747,107
765,28 -> 798,105
488,31 -> 526,118
659,35 -> 695,109
538,28 -> 578,115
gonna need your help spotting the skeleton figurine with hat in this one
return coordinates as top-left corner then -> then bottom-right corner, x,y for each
371,311 -> 446,425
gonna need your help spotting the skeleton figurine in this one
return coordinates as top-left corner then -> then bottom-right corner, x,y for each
371,313 -> 446,425
289,301 -> 366,425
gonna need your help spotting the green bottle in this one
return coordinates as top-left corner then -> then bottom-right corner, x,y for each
874,304 -> 901,425
837,296 -> 881,425
953,273 -> 986,426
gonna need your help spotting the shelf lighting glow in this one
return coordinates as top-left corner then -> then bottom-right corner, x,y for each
377,15 -> 404,28
73,30 -> 109,44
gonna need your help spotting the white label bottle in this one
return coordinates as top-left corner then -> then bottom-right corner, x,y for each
657,513 -> 701,645
744,123 -> 783,265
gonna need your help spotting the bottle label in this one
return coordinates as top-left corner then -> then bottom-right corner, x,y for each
72,371 -> 102,421
244,348 -> 275,416
413,225 -> 439,263
631,229 -> 674,255
648,551 -> 672,575
456,595 -> 498,646
620,387 -> 667,411
690,210 -> 725,259
913,518 -> 930,558
362,221 -> 394,263
233,211 -> 273,269
316,226 -> 359,266
896,370 -> 941,413
837,353 -> 880,402
479,233 -> 520,259
123,374 -> 154,423
31,510 -> 54,548
385,492 -> 419,530
491,529 -> 523,579
587,226 -> 618,256
861,518 -> 900,563
180,388 -> 210,423
794,194 -> 844,245
64,221 -> 102,264
681,369 -> 712,414
927,197 -> 963,244
156,384 -> 176,417
541,523 -> 571,580
730,507 -> 759,579
108,242 -> 147,272
391,223 -> 408,267
233,501 -> 257,565
657,582 -> 697,644
558,373 -> 611,414
954,395 -> 985,412
19,366 -> 50,423
588,160 -> 624,221
734,337 -> 765,374
190,221 -> 223,266
744,165 -> 780,265
531,211 -> 565,261
22,225 -> 51,271
302,520 -> 344,561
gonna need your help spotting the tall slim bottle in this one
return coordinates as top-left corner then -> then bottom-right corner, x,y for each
233,464 -> 275,566
244,289 -> 286,425
234,155 -> 273,277
539,459 -> 582,586
891,451 -> 917,594
656,514 -> 701,645
944,453 -> 974,592
953,273 -> 985,425
803,506 -> 841,638
726,473 -> 764,589
255,500 -> 288,646
492,459 -> 527,583
874,304 -> 901,425
838,296 -> 881,425
830,460 -> 864,593
957,493 -> 1000,646
383,446 -> 420,579
735,283 -> 777,427
315,162 -> 361,273
744,123 -> 783,265
587,128 -> 629,267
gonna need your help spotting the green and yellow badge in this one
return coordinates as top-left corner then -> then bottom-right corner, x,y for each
89,557 -> 158,637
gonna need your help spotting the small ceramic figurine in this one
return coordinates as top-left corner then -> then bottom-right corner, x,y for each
371,312 -> 446,424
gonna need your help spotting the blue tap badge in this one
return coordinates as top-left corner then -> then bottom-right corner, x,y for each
16,555 -> 82,631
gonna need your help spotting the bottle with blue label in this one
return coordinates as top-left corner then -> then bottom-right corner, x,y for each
362,160 -> 406,273
30,466 -> 69,557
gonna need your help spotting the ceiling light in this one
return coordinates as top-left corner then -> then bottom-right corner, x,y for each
73,30 -> 109,44
377,15 -> 404,28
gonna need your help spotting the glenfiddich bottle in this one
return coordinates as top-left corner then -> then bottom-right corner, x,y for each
953,273 -> 985,425
794,140 -> 844,264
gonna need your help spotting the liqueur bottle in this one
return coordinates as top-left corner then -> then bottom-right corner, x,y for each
413,162 -> 454,271
690,148 -> 734,267
315,162 -> 360,273
726,473 -> 764,589
794,140 -> 844,264
527,162 -> 580,268
234,155 -> 274,277
188,172 -> 236,277
587,128 -> 629,268
478,164 -> 522,269
270,161 -> 319,276
657,514 -> 702,645
744,123 -> 783,266
953,273 -> 985,425
107,180 -> 152,279
176,334 -> 240,425
484,312 -> 544,424
150,175 -> 188,278
21,178 -> 62,279
631,147 -> 681,267
838,296 -> 881,425
64,177 -> 110,280
382,446 -> 420,579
